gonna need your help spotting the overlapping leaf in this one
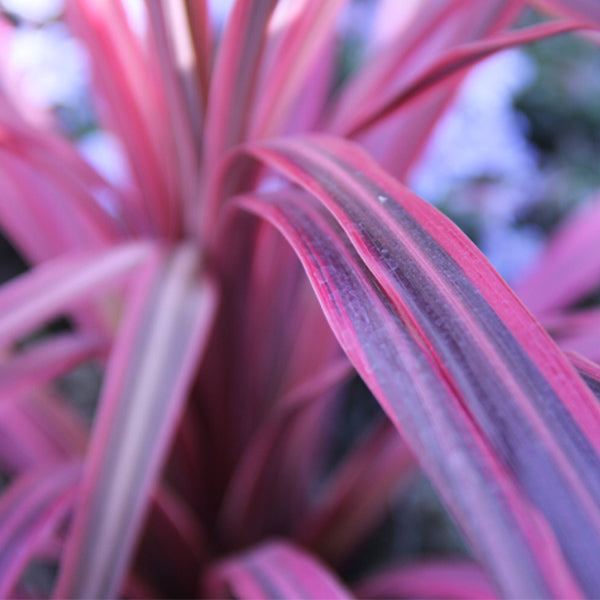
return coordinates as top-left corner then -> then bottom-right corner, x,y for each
203,540 -> 352,599
54,245 -> 217,599
219,134 -> 600,597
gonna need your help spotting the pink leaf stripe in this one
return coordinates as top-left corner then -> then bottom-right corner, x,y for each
146,0 -> 201,229
203,540 -> 353,599
0,462 -> 80,597
515,192 -> 600,316
354,560 -> 497,600
203,0 -> 278,160
66,0 -> 174,237
0,333 -> 104,400
343,20 -> 586,137
330,0 -> 523,133
0,393 -> 87,473
183,0 -> 212,112
568,351 -> 600,400
533,0 -> 600,27
0,242 -> 152,349
233,188 -> 558,597
543,307 -> 600,362
222,135 -> 600,597
249,0 -> 347,140
54,244 -> 217,599
330,0 -> 525,179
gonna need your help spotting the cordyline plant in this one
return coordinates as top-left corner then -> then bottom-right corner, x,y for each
1,0 -> 600,598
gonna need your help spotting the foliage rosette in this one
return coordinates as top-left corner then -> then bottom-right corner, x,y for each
0,0 -> 599,598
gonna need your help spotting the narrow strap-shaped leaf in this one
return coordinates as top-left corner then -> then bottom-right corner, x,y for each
344,20 -> 585,137
145,0 -> 201,231
201,0 -> 278,235
203,540 -> 353,599
218,356 -> 352,548
203,0 -> 278,159
330,0 -> 523,133
54,244 -> 217,599
0,148 -> 118,263
515,192 -> 600,316
354,560 -> 497,600
329,0 -> 525,179
0,333 -> 104,400
132,485 -> 212,598
569,351 -> 600,400
0,462 -> 80,597
249,0 -> 347,140
0,392 -> 87,473
0,242 -> 152,349
183,0 -> 212,111
297,417 -> 415,564
232,189 -> 565,597
544,308 -> 600,362
66,0 -> 175,237
533,0 -> 600,27
222,133 -> 600,596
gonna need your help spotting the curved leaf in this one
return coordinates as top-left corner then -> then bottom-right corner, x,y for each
344,20 -> 585,137
515,192 -> 600,316
354,560 -> 497,600
0,462 -> 79,597
218,134 -> 600,597
54,245 -> 217,599
203,540 -> 353,599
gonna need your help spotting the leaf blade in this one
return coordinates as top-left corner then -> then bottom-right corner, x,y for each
221,134 -> 600,596
54,244 -> 217,599
203,540 -> 353,599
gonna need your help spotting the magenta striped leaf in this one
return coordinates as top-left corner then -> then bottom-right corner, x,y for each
183,0 -> 212,111
354,560 -> 497,600
516,192 -> 600,317
249,0 -> 347,140
569,351 -> 600,400
0,393 -> 87,474
203,0 -> 278,159
533,0 -> 600,27
54,244 -> 217,599
216,134 -> 600,597
330,0 -> 525,179
203,540 -> 353,599
0,242 -> 152,349
0,333 -> 103,401
66,0 -> 177,237
343,20 -> 586,138
330,0 -> 524,134
542,308 -> 600,362
0,462 -> 79,597
217,357 -> 352,548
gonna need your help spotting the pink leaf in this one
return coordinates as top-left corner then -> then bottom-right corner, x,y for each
344,20 -> 586,138
249,0 -> 347,140
354,559 -> 497,600
54,244 -> 217,599
217,134 -> 600,597
533,0 -> 600,28
0,462 -> 79,597
0,242 -> 152,349
515,191 -> 600,316
0,333 -> 104,400
202,0 -> 278,164
203,540 -> 353,599
66,0 -> 177,237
